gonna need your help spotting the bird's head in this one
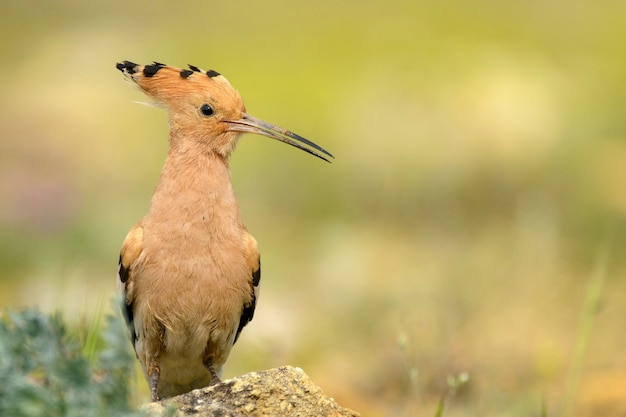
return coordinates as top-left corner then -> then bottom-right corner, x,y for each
116,61 -> 333,162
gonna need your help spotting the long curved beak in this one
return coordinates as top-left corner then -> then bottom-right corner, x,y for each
225,113 -> 334,162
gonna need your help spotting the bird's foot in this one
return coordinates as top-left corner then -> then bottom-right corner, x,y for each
203,359 -> 222,385
149,367 -> 160,401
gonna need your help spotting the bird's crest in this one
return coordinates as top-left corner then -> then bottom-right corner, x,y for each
115,61 -> 239,110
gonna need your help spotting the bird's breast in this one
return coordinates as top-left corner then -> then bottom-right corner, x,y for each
134,210 -> 249,313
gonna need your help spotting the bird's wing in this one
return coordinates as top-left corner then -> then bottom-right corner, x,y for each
117,223 -> 144,353
234,232 -> 261,344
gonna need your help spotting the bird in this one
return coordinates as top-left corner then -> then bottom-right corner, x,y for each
115,61 -> 333,401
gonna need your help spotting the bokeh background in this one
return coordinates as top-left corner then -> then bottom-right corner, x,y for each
1,0 -> 625,415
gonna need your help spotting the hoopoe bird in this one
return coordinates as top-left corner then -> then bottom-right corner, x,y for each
115,61 -> 333,401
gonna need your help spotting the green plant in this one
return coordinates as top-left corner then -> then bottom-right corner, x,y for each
0,307 -> 146,417
559,234 -> 613,417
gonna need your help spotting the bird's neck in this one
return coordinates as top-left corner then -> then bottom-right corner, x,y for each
147,141 -> 242,226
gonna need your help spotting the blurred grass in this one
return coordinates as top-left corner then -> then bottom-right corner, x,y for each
561,234 -> 612,417
1,0 -> 625,415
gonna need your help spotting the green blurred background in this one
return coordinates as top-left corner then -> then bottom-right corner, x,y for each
1,0 -> 625,415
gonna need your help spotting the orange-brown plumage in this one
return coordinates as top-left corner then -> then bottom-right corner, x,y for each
115,61 -> 332,401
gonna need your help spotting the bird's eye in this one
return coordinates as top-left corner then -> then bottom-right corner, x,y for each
200,104 -> 214,117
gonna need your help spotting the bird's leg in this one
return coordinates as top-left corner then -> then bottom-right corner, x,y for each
148,366 -> 160,402
202,357 -> 222,385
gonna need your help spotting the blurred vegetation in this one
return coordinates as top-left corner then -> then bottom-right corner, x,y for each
0,0 -> 625,416
0,308 -> 143,417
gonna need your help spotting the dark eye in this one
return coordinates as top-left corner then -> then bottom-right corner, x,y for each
200,103 -> 214,116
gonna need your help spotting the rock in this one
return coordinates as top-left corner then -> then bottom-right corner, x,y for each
143,366 -> 360,417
